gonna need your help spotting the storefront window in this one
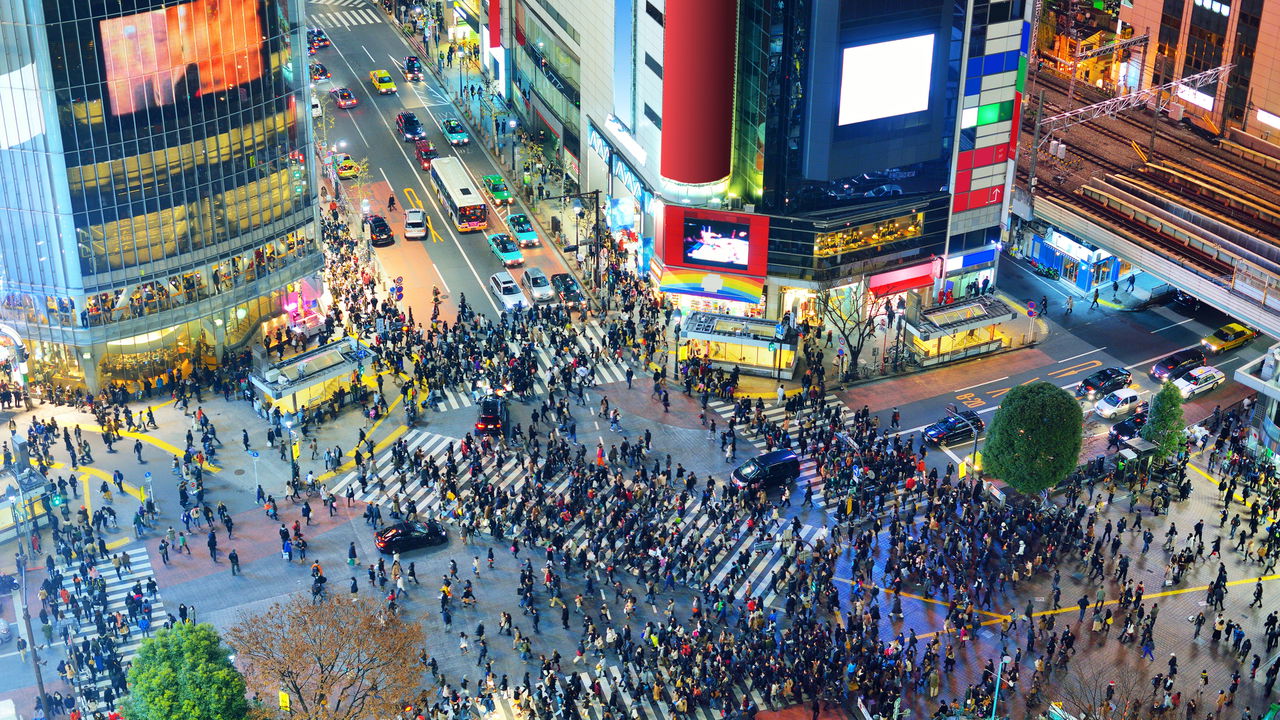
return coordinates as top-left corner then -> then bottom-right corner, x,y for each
814,213 -> 923,258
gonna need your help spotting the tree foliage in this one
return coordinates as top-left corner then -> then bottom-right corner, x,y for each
226,595 -> 425,720
123,622 -> 248,720
813,284 -> 883,379
1140,381 -> 1186,462
983,381 -> 1083,495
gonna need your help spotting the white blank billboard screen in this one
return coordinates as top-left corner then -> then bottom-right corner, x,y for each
838,34 -> 935,126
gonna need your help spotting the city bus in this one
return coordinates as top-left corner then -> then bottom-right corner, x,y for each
428,157 -> 487,232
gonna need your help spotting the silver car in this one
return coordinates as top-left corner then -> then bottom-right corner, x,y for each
521,267 -> 555,302
489,271 -> 528,310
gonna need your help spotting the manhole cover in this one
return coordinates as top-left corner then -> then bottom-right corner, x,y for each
234,469 -> 246,476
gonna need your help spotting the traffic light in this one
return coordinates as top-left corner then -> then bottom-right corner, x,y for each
50,491 -> 64,507
292,166 -> 305,194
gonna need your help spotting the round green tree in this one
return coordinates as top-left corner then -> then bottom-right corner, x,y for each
123,622 -> 248,720
982,381 -> 1084,495
1139,381 -> 1186,462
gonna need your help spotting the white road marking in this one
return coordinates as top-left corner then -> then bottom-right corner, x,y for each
1058,347 -> 1106,363
1152,318 -> 1194,333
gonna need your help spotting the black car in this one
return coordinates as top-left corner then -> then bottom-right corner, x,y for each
922,410 -> 985,445
1109,410 -> 1149,445
1170,289 -> 1202,314
308,28 -> 330,47
1150,348 -> 1207,382
368,215 -> 393,247
374,520 -> 446,553
403,55 -> 423,80
1075,367 -> 1132,400
476,396 -> 510,437
731,450 -> 801,491
550,273 -> 585,308
396,112 -> 427,141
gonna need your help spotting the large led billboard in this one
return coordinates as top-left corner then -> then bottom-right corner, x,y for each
662,206 -> 769,277
837,35 -> 935,126
100,0 -> 265,116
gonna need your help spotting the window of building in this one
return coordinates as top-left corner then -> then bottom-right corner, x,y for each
643,104 -> 662,129
645,1 -> 664,25
644,53 -> 663,79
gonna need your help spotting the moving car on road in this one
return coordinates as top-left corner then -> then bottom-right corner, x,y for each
508,213 -> 539,246
1150,348 -> 1207,382
330,87 -> 358,109
521,267 -> 555,302
396,112 -> 428,141
481,174 -> 514,205
1094,388 -> 1143,419
1109,410 -> 1149,445
307,28 -> 330,47
404,208 -> 428,239
1174,366 -> 1228,399
368,215 -> 393,247
309,63 -> 331,82
1075,367 -> 1132,401
475,396 -> 510,437
331,153 -> 358,179
550,273 -> 585,308
731,450 -> 800,491
368,69 -> 397,94
414,139 -> 436,170
489,271 -> 527,310
488,234 -> 524,267
1201,323 -> 1258,355
442,117 -> 470,145
403,55 -> 423,80
922,410 -> 985,445
374,520 -> 446,553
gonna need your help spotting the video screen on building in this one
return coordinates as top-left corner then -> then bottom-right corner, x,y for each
837,34 -> 935,126
682,217 -> 751,271
100,0 -> 265,116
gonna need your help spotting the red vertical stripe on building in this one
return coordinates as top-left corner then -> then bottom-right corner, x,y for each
489,0 -> 501,47
660,0 -> 737,185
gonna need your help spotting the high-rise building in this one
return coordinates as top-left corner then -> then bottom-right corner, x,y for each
475,0 -> 1028,371
0,0 -> 323,391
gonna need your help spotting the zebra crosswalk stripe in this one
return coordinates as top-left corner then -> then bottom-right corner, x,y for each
67,546 -> 166,689
309,0 -> 367,7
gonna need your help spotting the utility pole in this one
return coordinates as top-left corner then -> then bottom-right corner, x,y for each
1027,90 -> 1046,216
6,483 -> 49,712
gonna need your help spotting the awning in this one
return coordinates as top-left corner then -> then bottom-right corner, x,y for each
868,262 -> 935,296
653,261 -> 764,304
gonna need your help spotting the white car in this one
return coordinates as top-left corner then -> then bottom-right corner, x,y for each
310,96 -> 322,118
489,271 -> 528,311
1094,388 -> 1142,419
521,267 -> 555,303
403,208 -> 427,239
1174,366 -> 1227,399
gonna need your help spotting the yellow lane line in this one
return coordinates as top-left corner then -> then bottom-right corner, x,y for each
76,424 -> 221,473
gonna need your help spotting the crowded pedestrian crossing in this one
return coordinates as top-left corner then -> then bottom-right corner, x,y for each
420,319 -> 635,411
328,427 -> 825,608
66,546 -> 166,693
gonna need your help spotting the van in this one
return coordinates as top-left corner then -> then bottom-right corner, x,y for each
731,449 -> 800,491
310,96 -> 321,118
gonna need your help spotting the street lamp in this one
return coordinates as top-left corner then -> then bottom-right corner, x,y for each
990,654 -> 1011,720
4,484 -> 49,709
508,119 -> 518,174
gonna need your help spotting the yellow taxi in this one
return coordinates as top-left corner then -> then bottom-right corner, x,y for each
1201,322 -> 1258,354
368,69 -> 397,94
332,153 -> 359,179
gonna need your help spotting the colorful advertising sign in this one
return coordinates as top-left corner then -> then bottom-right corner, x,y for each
661,205 -> 769,278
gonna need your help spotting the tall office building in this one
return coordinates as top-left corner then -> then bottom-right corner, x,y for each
0,0 -> 323,391
472,0 -> 1027,370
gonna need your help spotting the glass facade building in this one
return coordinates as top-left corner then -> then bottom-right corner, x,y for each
0,0 -> 322,390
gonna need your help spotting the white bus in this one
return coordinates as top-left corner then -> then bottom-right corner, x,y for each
428,156 -> 488,232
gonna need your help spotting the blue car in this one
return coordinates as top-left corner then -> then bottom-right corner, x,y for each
442,117 -> 470,145
508,213 -> 539,247
488,233 -> 523,267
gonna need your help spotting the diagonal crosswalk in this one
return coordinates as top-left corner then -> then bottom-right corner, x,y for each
66,546 -> 166,691
418,320 -> 635,412
331,427 -> 824,608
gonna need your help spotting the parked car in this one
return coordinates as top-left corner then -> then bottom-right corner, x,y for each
1075,367 -> 1132,400
521,267 -> 555,302
1094,388 -> 1143,419
731,450 -> 801,491
922,410 -> 985,445
1150,348 -> 1207,381
368,215 -> 393,247
307,28 -> 330,47
1173,365 -> 1228,399
1108,410 -> 1149,444
309,63 -> 331,82
1201,323 -> 1258,355
374,520 -> 446,553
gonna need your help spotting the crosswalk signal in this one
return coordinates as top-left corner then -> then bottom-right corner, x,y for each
50,491 -> 64,507
292,166 -> 305,194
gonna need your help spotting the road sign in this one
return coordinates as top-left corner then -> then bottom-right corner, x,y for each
248,450 -> 259,459
144,471 -> 152,479
1027,300 -> 1038,318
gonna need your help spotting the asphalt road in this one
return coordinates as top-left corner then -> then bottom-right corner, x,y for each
871,260 -> 1265,469
307,1 -> 571,318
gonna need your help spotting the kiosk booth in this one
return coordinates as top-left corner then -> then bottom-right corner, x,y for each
679,311 -> 798,379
